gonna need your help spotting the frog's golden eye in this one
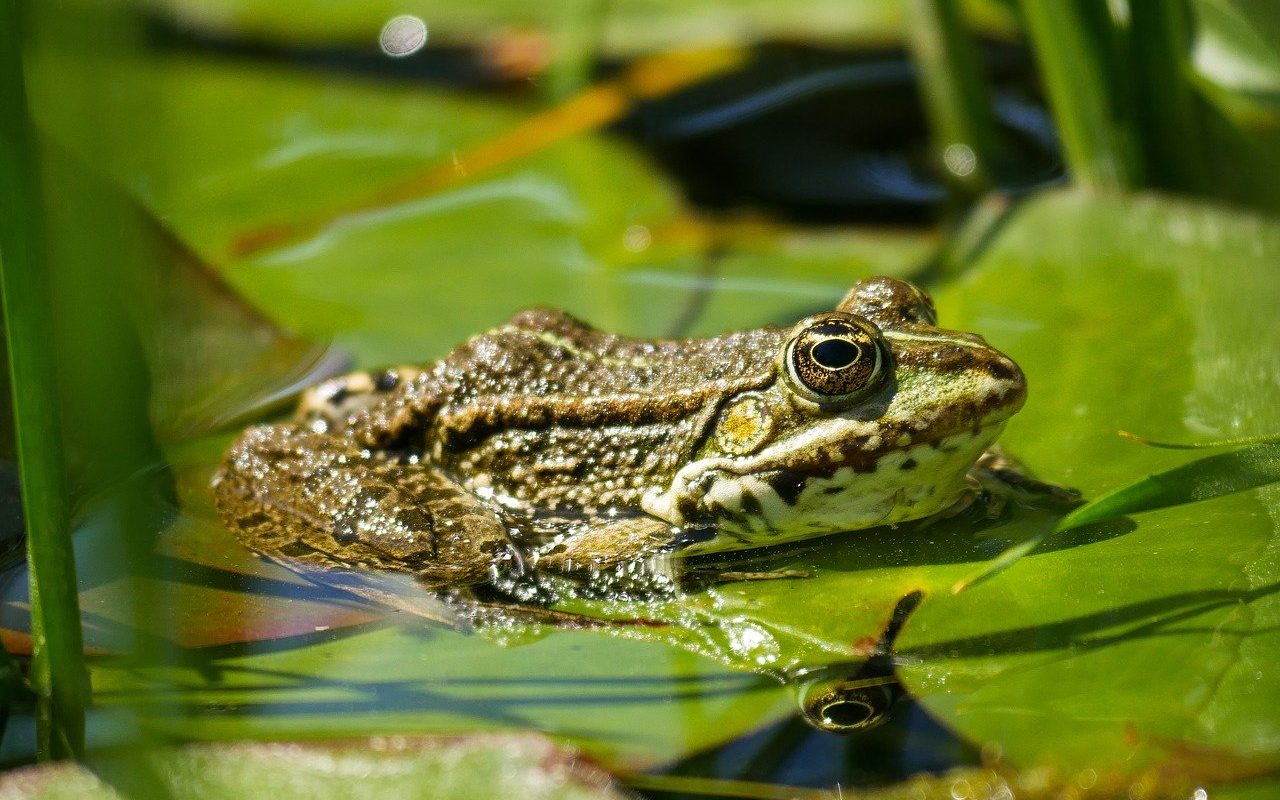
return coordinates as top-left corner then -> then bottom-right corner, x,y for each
783,313 -> 888,405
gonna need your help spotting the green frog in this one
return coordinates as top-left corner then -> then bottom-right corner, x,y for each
214,277 -> 1052,596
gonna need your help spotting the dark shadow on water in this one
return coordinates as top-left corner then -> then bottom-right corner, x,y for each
657,699 -> 980,795
688,507 -> 1137,576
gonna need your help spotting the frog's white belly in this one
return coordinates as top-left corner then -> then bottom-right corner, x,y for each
646,425 -> 1004,554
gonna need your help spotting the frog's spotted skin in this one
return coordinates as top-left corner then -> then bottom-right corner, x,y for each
214,277 -> 1028,589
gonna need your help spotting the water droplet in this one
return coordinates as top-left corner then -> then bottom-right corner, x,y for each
943,143 -> 977,177
379,15 -> 427,57
623,224 -> 652,252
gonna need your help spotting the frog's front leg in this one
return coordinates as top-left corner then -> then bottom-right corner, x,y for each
971,446 -> 1082,509
914,448 -> 1080,526
214,423 -> 512,588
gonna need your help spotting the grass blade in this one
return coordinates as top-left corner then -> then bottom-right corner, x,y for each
906,0 -> 1001,197
1054,440 -> 1280,532
1018,0 -> 1143,190
957,440 -> 1280,592
1118,430 -> 1280,449
0,0 -> 89,759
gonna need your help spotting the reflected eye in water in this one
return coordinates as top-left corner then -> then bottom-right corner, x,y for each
796,674 -> 899,733
791,590 -> 921,733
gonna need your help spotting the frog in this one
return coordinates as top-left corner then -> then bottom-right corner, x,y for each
213,276 -> 1059,599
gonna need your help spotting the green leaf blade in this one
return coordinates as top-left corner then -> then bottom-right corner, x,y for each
1058,442 -> 1280,534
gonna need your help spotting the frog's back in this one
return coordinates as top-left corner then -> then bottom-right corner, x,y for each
400,309 -> 785,514
442,308 -> 784,403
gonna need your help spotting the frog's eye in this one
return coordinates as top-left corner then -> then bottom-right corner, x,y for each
783,313 -> 889,406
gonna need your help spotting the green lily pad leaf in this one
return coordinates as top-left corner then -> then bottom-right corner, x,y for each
0,735 -> 630,800
29,52 -> 929,366
896,189 -> 1280,775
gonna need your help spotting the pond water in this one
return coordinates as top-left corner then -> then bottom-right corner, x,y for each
6,1 -> 1280,798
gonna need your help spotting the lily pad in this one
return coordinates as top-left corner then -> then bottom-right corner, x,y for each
30,53 -> 929,365
0,734 -> 630,800
896,190 -> 1280,775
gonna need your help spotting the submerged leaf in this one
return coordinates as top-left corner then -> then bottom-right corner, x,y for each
0,735 -> 630,800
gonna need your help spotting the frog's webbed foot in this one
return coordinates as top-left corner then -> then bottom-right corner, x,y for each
971,446 -> 1082,510
214,423 -> 514,589
919,448 -> 1080,528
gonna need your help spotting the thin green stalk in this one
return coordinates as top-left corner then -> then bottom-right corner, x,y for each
905,0 -> 1002,196
1018,0 -> 1143,191
1126,0 -> 1208,193
0,0 -> 89,760
544,0 -> 610,101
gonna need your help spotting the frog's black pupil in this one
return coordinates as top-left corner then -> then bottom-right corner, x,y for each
811,338 -> 859,370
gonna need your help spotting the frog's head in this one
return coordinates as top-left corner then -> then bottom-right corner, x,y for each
642,277 -> 1026,549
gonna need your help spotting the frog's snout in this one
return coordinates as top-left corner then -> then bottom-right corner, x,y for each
984,350 -> 1027,421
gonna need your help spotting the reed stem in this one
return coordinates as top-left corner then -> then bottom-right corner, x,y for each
0,0 -> 90,760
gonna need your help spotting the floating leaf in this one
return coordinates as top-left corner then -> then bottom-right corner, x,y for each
900,189 -> 1280,775
0,735 -> 630,800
